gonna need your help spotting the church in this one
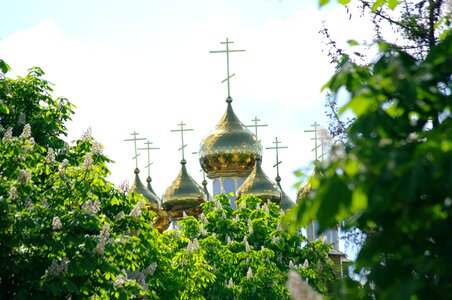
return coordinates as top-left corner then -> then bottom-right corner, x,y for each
125,37 -> 347,274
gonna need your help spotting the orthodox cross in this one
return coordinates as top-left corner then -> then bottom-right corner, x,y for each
246,116 -> 268,151
171,121 -> 193,161
210,37 -> 245,98
124,131 -> 146,169
138,140 -> 160,178
304,122 -> 327,161
266,137 -> 288,178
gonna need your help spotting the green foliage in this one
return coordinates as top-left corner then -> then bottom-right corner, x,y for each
0,127 -> 169,299
175,194 -> 337,299
0,67 -> 75,150
295,33 -> 452,298
0,62 -> 337,299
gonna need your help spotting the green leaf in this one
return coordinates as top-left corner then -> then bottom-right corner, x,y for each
371,0 -> 386,10
339,94 -> 374,117
0,59 -> 11,74
338,0 -> 351,4
0,100 -> 9,114
344,159 -> 359,176
351,187 -> 367,212
347,39 -> 358,46
319,0 -> 329,7
387,0 -> 398,9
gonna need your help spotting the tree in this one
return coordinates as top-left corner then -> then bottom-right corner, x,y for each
0,63 -> 337,299
175,194 -> 337,299
0,66 -> 75,150
294,28 -> 452,299
320,0 -> 450,142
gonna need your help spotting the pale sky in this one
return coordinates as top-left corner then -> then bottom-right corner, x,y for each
0,0 -> 375,202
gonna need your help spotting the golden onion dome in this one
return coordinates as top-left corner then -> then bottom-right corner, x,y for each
237,157 -> 281,204
276,176 -> 295,210
129,168 -> 159,209
199,97 -> 262,179
146,176 -> 159,199
162,159 -> 205,220
297,164 -> 322,203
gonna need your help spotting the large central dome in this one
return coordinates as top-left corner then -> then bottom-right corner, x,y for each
199,97 -> 262,179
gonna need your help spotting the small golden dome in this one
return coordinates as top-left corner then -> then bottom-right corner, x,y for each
129,168 -> 159,209
162,160 -> 205,220
199,97 -> 262,179
146,176 -> 159,199
297,164 -> 322,203
276,176 -> 294,210
237,157 -> 281,204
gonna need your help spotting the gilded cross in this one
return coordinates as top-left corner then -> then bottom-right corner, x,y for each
138,140 -> 160,178
266,137 -> 288,178
246,116 -> 268,151
210,37 -> 245,98
124,131 -> 146,169
304,122 -> 328,161
171,122 -> 193,161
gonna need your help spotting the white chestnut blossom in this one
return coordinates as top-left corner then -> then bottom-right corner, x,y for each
144,262 -> 157,276
129,201 -> 145,218
46,257 -> 69,277
83,153 -> 93,168
186,238 -> 199,253
226,278 -> 234,289
92,141 -> 104,154
115,274 -> 127,287
99,224 -> 110,238
93,239 -> 106,255
246,267 -> 253,279
116,211 -> 125,219
199,212 -> 208,224
58,159 -> 69,175
199,224 -> 208,236
52,216 -> 62,230
20,124 -> 31,138
2,127 -> 13,141
271,235 -> 281,244
83,199 -> 101,215
18,169 -> 31,184
9,186 -> 18,200
46,148 -> 56,163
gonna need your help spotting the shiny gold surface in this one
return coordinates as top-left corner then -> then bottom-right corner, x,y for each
162,160 -> 205,220
199,98 -> 262,179
153,208 -> 171,233
276,178 -> 294,210
129,168 -> 159,209
236,158 -> 281,204
297,166 -> 321,203
146,177 -> 159,198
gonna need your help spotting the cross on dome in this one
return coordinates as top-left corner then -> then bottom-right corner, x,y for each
124,131 -> 146,169
171,121 -> 193,162
304,122 -> 328,161
138,140 -> 160,178
246,116 -> 268,152
210,37 -> 245,100
266,137 -> 288,178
